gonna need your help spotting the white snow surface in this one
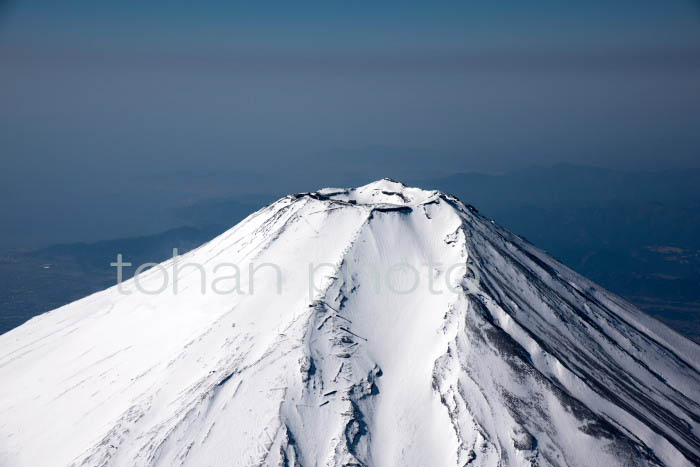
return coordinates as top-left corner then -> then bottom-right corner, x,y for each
1,179 -> 699,466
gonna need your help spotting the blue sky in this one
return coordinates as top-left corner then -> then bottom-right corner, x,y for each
3,1 -> 700,52
1,1 -> 699,247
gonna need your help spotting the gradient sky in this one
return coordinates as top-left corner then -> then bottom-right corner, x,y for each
1,1 -> 700,247
3,1 -> 700,50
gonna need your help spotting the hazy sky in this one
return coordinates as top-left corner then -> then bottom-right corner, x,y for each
1,1 -> 700,247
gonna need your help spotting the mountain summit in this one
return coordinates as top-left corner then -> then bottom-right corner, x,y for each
1,179 -> 699,466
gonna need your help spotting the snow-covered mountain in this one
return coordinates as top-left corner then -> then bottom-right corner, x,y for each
1,179 -> 699,467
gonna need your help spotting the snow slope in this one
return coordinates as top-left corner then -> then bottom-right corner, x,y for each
1,179 -> 699,466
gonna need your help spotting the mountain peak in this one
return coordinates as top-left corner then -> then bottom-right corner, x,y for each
1,183 -> 699,466
313,179 -> 438,206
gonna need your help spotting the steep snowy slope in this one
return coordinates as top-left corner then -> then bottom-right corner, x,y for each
0,179 -> 699,467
